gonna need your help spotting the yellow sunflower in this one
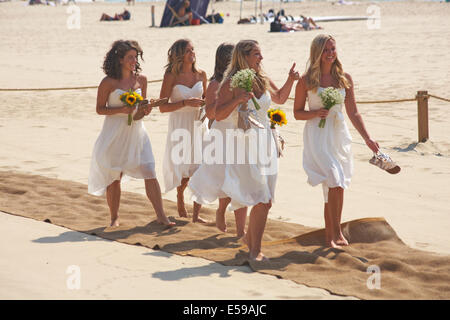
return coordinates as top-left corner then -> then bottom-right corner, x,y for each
126,94 -> 137,105
269,109 -> 287,127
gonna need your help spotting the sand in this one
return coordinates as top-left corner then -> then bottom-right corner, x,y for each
0,0 -> 449,299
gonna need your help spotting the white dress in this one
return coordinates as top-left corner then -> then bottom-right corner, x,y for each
302,87 -> 353,202
188,92 -> 278,211
163,81 -> 205,193
88,88 -> 156,196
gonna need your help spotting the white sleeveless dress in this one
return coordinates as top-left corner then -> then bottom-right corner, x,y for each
163,81 -> 205,193
88,88 -> 156,196
303,87 -> 353,202
188,92 -> 278,211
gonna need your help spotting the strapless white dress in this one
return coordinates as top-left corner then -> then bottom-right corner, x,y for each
188,92 -> 278,210
302,87 -> 353,202
162,81 -> 205,193
88,88 -> 156,196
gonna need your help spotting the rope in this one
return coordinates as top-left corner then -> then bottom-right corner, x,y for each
287,97 -> 417,103
428,94 -> 450,103
0,79 -> 164,92
1,81 -> 449,104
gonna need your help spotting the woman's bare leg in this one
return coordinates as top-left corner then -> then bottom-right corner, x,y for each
216,197 -> 231,232
234,207 -> 247,237
327,187 -> 347,247
192,201 -> 208,223
145,178 -> 175,227
106,180 -> 121,227
247,202 -> 270,261
176,178 -> 189,217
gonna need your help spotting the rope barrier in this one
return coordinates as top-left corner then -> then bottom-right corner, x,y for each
428,94 -> 450,103
0,79 -> 164,92
0,81 -> 449,104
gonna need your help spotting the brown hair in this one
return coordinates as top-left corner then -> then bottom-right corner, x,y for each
165,39 -> 199,75
211,42 -> 234,82
102,40 -> 143,79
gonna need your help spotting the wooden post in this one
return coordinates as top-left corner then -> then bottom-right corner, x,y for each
417,90 -> 429,142
151,5 -> 155,27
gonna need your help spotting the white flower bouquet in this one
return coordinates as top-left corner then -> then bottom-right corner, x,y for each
318,87 -> 344,128
230,68 -> 261,110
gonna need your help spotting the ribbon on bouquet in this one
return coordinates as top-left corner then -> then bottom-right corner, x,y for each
237,104 -> 264,131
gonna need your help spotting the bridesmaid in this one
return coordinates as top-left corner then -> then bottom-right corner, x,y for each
159,39 -> 209,223
207,40 -> 298,261
293,34 -> 379,248
189,42 -> 248,237
88,40 -> 174,228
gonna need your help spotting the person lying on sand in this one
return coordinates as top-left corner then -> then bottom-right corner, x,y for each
100,9 -> 131,22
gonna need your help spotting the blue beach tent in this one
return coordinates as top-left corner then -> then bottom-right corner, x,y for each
160,0 -> 210,27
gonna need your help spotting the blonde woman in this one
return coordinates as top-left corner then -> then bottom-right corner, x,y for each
159,39 -> 208,223
196,40 -> 298,261
189,42 -> 248,237
293,34 -> 379,248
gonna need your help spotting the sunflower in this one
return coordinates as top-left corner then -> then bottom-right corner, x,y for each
126,94 -> 137,105
268,108 -> 287,128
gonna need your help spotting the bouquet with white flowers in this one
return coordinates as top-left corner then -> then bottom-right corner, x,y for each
230,68 -> 261,110
318,87 -> 344,128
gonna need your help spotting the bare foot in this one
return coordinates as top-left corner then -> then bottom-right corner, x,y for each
193,216 -> 210,224
110,218 -> 120,227
335,233 -> 349,246
215,210 -> 227,232
249,252 -> 269,262
327,240 -> 342,249
157,217 -> 176,227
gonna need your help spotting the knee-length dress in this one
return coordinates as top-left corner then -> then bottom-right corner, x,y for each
302,87 -> 353,202
88,88 -> 156,196
188,92 -> 278,211
162,81 -> 205,193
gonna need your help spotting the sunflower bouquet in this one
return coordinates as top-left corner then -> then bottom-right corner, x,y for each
230,68 -> 261,110
267,108 -> 287,157
267,108 -> 287,129
120,89 -> 143,126
318,87 -> 344,128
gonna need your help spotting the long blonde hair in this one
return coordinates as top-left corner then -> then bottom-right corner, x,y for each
222,40 -> 270,94
305,34 -> 350,92
165,39 -> 199,75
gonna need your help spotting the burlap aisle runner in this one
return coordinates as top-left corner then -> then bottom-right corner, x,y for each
1,171 -> 449,299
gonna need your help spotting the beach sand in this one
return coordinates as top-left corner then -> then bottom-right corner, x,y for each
0,1 -> 449,299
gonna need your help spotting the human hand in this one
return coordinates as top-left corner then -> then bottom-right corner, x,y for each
185,98 -> 205,108
365,138 -> 380,153
122,106 -> 134,115
316,108 -> 329,119
144,99 -> 154,115
237,90 -> 254,104
288,62 -> 300,81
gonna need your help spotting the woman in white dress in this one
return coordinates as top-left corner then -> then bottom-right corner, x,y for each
88,40 -> 175,228
159,39 -> 209,223
293,34 -> 379,248
189,42 -> 248,237
196,40 -> 299,261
